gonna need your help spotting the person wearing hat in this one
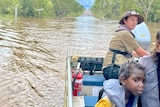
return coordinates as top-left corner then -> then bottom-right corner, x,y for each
102,10 -> 149,80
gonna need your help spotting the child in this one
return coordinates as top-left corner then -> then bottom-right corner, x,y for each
95,60 -> 146,107
138,30 -> 160,107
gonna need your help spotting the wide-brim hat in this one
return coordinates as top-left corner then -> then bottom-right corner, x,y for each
119,10 -> 144,25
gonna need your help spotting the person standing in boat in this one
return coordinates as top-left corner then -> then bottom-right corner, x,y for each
138,30 -> 160,107
102,10 -> 149,80
95,60 -> 146,107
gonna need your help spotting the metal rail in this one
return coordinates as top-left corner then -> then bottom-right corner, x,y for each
66,51 -> 73,107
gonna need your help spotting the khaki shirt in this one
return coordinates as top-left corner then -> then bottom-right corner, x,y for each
103,30 -> 140,68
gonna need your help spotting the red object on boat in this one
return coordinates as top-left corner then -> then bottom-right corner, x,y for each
72,71 -> 83,96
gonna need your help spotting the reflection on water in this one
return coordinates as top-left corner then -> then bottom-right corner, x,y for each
0,17 -> 159,107
71,16 -> 118,57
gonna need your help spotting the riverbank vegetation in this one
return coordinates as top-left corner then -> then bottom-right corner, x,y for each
0,0 -> 160,22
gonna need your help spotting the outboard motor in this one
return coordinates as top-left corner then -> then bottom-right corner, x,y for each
132,22 -> 151,52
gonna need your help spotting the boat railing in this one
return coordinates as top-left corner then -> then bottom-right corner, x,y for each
64,51 -> 73,107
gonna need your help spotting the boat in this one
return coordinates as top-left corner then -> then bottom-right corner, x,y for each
65,52 -> 105,107
64,22 -> 151,107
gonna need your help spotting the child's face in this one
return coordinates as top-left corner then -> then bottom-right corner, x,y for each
123,68 -> 145,96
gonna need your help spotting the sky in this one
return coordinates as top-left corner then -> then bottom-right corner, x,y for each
76,0 -> 95,9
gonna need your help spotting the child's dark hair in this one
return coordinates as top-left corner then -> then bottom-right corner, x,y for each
119,60 -> 145,82
151,30 -> 160,59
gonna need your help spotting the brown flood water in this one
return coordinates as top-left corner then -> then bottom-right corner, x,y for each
0,17 -> 159,107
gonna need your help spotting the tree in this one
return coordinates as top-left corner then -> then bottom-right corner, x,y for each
34,0 -> 53,18
51,0 -> 83,18
133,0 -> 155,22
19,0 -> 35,17
148,0 -> 160,22
0,0 -> 19,15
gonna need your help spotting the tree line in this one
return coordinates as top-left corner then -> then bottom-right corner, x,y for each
0,0 -> 160,22
0,0 -> 83,18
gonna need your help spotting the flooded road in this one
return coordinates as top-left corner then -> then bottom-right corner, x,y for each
0,17 -> 159,107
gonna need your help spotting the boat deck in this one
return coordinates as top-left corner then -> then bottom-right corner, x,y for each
73,96 -> 85,107
72,74 -> 105,107
68,56 -> 105,107
73,96 -> 98,107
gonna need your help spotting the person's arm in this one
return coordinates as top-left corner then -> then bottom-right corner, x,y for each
132,51 -> 139,57
134,47 -> 149,57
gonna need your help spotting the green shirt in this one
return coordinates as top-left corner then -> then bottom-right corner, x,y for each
103,30 -> 140,68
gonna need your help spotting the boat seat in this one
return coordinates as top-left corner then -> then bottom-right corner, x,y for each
83,75 -> 105,86
84,96 -> 98,107
78,57 -> 104,75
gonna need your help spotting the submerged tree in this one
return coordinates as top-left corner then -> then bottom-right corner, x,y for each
19,0 -> 35,17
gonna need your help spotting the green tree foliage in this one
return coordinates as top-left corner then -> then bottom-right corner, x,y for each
0,0 -> 19,14
67,0 -> 84,16
51,0 -> 83,18
92,0 -> 159,22
19,0 -> 35,17
148,0 -> 160,22
52,0 -> 70,17
119,0 -> 137,16
91,0 -> 107,18
0,0 -> 160,22
34,0 -> 53,18
132,0 -> 155,22
92,0 -> 120,19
